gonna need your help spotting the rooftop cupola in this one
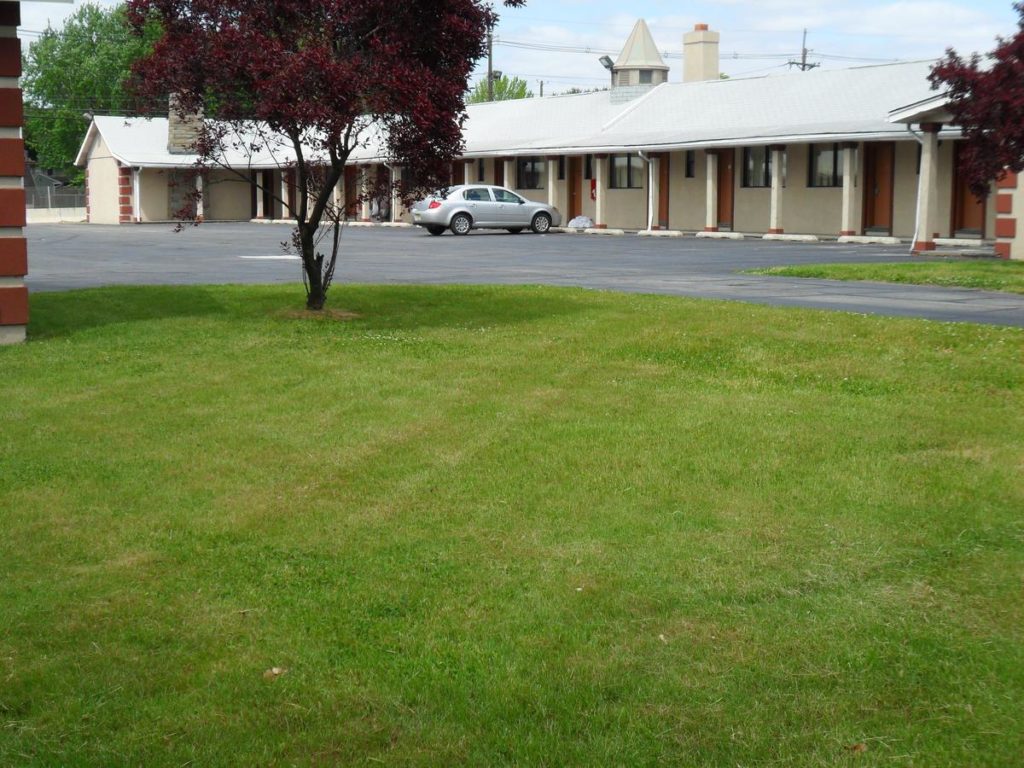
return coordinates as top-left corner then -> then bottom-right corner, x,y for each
610,19 -> 669,103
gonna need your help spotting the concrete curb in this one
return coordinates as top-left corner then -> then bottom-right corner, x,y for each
763,233 -> 820,243
935,238 -> 987,248
838,235 -> 902,245
638,229 -> 685,238
696,231 -> 745,240
584,228 -> 627,236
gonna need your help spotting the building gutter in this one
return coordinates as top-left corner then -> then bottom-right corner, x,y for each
638,150 -> 654,231
906,124 -> 925,255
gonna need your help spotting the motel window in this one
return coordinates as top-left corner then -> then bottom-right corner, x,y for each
610,154 -> 644,189
685,150 -> 696,178
584,154 -> 593,180
477,158 -> 485,182
809,143 -> 843,187
558,156 -> 566,181
742,146 -> 771,188
516,157 -> 545,190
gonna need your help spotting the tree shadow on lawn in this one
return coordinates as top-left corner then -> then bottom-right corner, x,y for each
331,283 -> 589,332
27,283 -> 589,340
28,285 -> 230,340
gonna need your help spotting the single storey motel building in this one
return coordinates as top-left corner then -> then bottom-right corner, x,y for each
75,20 -> 1024,260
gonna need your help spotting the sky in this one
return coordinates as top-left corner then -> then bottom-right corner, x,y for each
17,0 -> 1023,94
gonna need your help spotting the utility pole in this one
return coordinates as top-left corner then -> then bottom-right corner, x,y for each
788,29 -> 820,71
539,80 -> 544,97
487,23 -> 494,101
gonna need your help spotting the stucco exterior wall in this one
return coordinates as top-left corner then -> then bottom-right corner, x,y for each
892,141 -> 919,239
667,151 -> 707,231
779,145 -> 844,235
1011,182 -> 1023,260
604,187 -> 645,229
733,180 -> 770,234
86,135 -> 121,224
139,168 -> 170,221
207,170 -> 252,221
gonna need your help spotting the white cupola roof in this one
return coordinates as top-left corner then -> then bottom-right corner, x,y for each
614,19 -> 669,73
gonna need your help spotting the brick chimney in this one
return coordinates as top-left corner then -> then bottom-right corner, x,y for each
167,94 -> 203,154
683,23 -> 720,82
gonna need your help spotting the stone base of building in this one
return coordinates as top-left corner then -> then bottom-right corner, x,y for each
0,324 -> 26,345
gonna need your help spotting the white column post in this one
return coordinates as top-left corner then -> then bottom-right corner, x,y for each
705,150 -> 719,231
195,173 -> 204,220
503,158 -> 516,190
594,154 -> 608,228
840,143 -> 857,236
547,157 -> 559,208
647,154 -> 660,231
280,170 -> 291,218
390,165 -> 402,223
914,124 -> 941,252
769,146 -> 784,234
255,171 -> 265,219
332,171 -> 343,212
465,160 -> 476,185
132,168 -> 141,223
359,166 -> 372,222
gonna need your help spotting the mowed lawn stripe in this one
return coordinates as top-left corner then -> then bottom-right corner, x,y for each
1,284 -> 1021,766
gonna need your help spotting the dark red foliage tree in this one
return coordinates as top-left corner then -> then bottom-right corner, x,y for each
127,0 -> 523,310
930,2 -> 1024,197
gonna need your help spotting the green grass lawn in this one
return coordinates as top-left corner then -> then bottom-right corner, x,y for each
747,258 -> 1024,294
2,284 -> 1022,766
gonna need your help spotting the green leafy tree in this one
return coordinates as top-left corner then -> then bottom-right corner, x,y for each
467,74 -> 533,103
22,3 -> 161,181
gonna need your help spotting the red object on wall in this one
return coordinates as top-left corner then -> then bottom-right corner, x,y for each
0,188 -> 26,226
0,36 -> 19,77
0,1 -> 27,334
0,286 -> 28,325
994,217 -> 1017,239
0,88 -> 23,126
0,137 -> 24,176
0,237 -> 27,277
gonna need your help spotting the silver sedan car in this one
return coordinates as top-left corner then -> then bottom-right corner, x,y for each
411,185 -> 562,235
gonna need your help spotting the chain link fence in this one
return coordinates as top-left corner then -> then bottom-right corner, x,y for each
26,187 -> 87,209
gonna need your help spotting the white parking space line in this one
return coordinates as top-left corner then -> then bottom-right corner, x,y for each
238,255 -> 302,261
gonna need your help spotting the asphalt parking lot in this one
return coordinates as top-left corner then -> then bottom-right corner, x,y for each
24,222 -> 1024,327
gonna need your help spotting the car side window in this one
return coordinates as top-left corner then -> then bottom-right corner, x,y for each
492,188 -> 523,204
463,188 -> 492,202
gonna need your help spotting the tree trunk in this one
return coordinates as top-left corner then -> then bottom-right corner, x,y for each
300,227 -> 325,310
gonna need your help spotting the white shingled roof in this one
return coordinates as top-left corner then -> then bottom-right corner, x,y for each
574,60 -> 947,152
75,116 -> 303,169
78,59 -> 951,169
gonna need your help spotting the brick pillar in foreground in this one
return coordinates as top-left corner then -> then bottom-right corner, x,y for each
0,1 -> 27,344
994,171 -> 1020,261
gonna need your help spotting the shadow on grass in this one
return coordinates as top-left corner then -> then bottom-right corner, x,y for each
27,283 -> 588,340
28,285 -> 229,340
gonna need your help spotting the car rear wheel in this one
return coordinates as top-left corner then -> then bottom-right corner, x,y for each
426,225 -> 445,236
450,213 -> 472,236
507,227 -> 523,234
531,212 -> 552,234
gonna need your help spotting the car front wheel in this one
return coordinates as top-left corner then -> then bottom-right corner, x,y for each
531,212 -> 552,234
450,213 -> 472,236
